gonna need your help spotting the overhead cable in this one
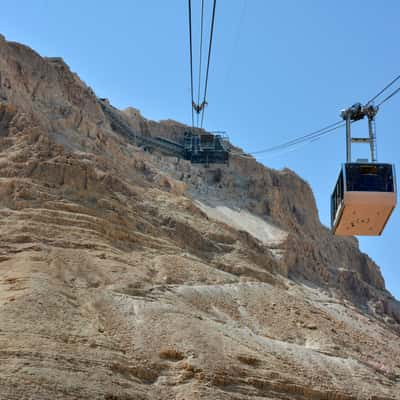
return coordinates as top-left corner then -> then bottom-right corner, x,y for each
366,73 -> 400,105
233,72 -> 400,158
200,0 -> 217,128
196,0 -> 205,127
377,85 -> 400,107
188,0 -> 195,127
231,121 -> 344,157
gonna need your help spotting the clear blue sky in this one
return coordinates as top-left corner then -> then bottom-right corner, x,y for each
1,0 -> 398,299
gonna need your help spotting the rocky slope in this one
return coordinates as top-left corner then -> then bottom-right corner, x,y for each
0,34 -> 399,399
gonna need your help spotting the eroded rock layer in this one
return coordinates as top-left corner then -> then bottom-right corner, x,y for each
0,34 -> 399,400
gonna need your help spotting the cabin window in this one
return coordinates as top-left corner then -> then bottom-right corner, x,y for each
345,164 -> 394,192
331,170 -> 344,227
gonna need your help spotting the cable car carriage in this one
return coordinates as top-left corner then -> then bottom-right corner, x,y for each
331,104 -> 397,236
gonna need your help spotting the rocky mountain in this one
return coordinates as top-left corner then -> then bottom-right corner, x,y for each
0,34 -> 399,399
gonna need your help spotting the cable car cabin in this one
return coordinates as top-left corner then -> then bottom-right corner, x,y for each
331,163 -> 397,236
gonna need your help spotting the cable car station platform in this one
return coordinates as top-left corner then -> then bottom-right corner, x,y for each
100,99 -> 229,165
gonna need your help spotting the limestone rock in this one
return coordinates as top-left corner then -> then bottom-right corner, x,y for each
0,35 -> 399,400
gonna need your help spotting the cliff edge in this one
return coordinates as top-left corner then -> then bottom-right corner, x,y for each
0,34 -> 399,400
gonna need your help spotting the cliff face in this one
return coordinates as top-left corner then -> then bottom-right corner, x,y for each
0,34 -> 399,400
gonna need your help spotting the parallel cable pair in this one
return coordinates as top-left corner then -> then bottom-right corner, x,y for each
366,73 -> 400,106
376,85 -> 400,107
233,73 -> 400,158
231,121 -> 346,158
187,1 -> 399,158
188,0 -> 217,129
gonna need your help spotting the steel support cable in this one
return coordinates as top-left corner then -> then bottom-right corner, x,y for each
231,120 -> 344,156
237,137 -> 323,160
200,0 -> 217,129
251,121 -> 344,155
366,73 -> 400,105
188,0 -> 195,127
231,74 -> 400,159
377,85 -> 400,107
233,123 -> 345,159
196,0 -> 205,127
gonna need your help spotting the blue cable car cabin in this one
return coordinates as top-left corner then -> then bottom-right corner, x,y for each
331,163 -> 397,236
